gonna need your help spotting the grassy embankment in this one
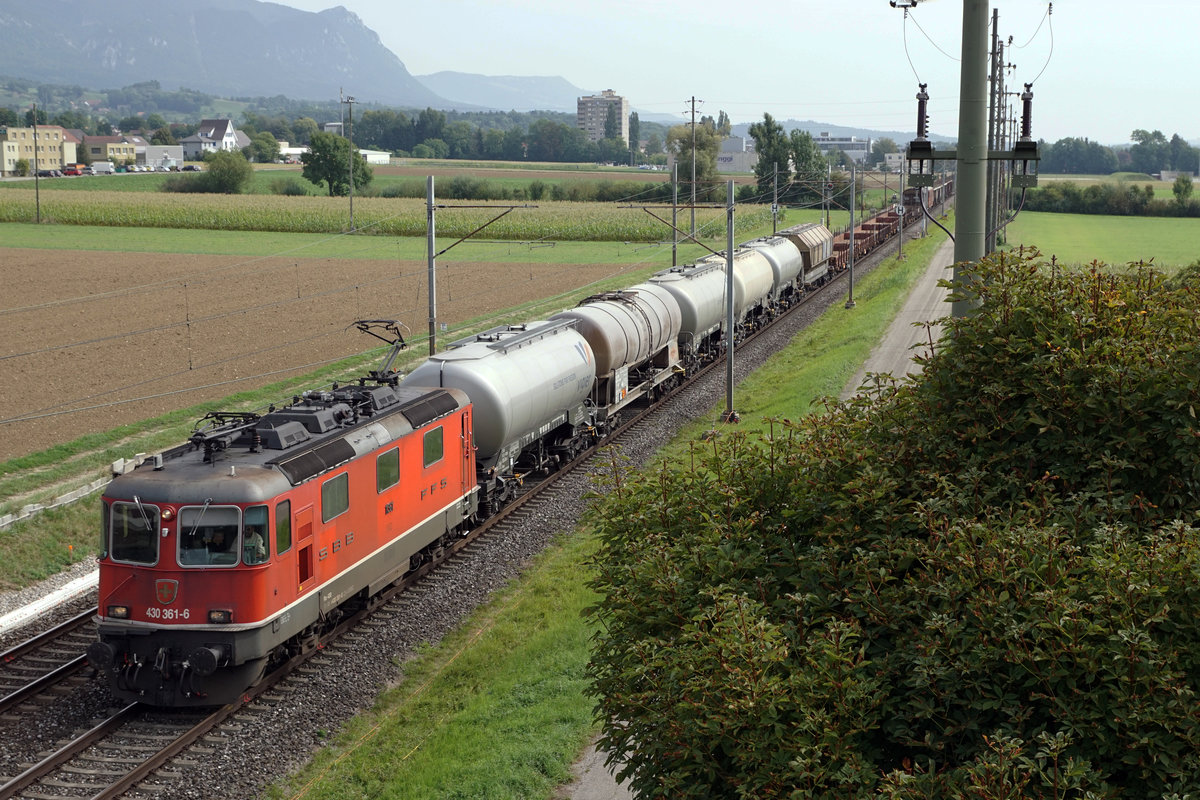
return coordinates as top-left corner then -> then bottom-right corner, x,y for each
266,227 -> 954,800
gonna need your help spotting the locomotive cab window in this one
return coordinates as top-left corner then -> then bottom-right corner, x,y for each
322,472 -> 349,523
377,447 -> 400,493
276,499 -> 292,555
243,505 -> 270,565
100,501 -> 110,560
423,426 -> 444,468
178,505 -> 241,567
109,500 -> 160,565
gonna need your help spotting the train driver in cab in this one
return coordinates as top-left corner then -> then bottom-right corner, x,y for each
244,523 -> 268,564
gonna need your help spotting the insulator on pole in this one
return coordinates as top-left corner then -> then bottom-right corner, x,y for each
915,83 -> 930,140
1020,83 -> 1034,141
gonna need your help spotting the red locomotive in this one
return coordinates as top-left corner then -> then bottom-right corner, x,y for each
88,323 -> 479,706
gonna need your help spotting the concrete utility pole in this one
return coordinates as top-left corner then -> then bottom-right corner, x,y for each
846,162 -> 857,309
985,7 -> 999,253
902,0 -> 1041,318
344,94 -> 357,232
724,180 -> 737,422
671,163 -> 679,267
951,0 -> 990,318
427,176 -> 437,354
690,96 -> 698,237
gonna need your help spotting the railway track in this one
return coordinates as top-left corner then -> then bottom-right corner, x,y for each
0,209 -> 942,798
0,609 -> 96,717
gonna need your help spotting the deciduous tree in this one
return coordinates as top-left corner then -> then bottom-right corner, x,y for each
1174,173 -> 1193,204
203,150 -> 254,193
245,131 -> 280,163
301,131 -> 373,197
748,113 -> 791,195
667,119 -> 720,201
628,112 -> 640,165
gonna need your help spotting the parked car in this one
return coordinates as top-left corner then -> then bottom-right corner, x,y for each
81,167 -> 95,175
62,166 -> 81,176
181,164 -> 203,171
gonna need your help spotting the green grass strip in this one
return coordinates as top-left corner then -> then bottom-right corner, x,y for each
269,532 -> 600,800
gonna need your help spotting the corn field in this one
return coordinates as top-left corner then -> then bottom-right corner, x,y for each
0,190 -> 772,242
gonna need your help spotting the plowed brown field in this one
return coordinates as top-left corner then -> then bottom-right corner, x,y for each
0,248 -> 625,462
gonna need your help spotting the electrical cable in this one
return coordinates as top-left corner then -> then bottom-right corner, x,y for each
919,188 -> 954,241
908,9 -> 960,62
1010,2 -> 1052,49
0,224 -> 408,318
986,188 -> 1027,242
1,328 -> 345,424
0,353 -> 357,425
902,9 -> 922,83
1028,3 -> 1054,87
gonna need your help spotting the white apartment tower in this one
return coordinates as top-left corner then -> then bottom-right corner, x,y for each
577,90 -> 629,143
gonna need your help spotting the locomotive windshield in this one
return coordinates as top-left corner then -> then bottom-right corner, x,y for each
179,505 -> 241,566
243,505 -> 269,565
109,500 -> 160,565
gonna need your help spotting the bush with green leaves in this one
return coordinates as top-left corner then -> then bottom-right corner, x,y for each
161,150 -> 253,194
587,251 -> 1200,798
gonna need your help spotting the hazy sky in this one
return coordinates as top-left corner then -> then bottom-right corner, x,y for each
278,0 -> 1195,145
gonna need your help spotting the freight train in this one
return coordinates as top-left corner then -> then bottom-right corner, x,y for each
87,182 -> 951,706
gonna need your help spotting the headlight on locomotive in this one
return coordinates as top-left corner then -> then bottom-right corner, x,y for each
106,605 -> 131,619
208,609 -> 234,624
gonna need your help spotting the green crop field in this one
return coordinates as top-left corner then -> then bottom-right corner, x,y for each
1005,211 -> 1200,269
0,189 -> 774,241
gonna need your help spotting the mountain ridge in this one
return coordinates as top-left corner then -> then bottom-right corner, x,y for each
0,1 -> 936,143
0,0 -> 449,108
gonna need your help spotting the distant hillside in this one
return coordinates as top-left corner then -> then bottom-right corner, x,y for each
730,119 -> 955,145
0,0 -> 450,108
416,72 -> 591,113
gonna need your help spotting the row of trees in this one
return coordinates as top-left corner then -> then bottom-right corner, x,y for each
1038,130 -> 1199,175
1024,175 -> 1200,217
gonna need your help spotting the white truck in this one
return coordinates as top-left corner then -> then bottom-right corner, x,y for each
92,161 -> 115,175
